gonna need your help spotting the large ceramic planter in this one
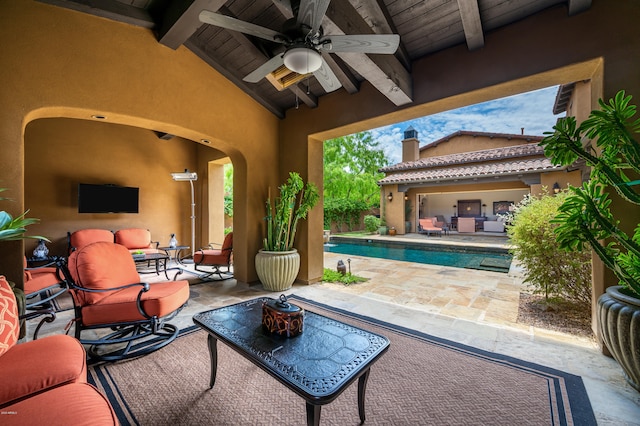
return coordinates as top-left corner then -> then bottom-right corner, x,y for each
255,249 -> 300,292
597,285 -> 640,391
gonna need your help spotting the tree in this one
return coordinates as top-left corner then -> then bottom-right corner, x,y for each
323,132 -> 389,230
324,132 -> 388,204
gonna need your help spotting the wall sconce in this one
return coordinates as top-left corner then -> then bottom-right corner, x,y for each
387,192 -> 393,202
553,182 -> 560,194
404,194 -> 409,201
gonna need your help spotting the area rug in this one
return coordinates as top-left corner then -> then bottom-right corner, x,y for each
87,295 -> 596,425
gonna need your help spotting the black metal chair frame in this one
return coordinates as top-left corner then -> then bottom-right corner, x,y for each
59,260 -> 185,362
24,258 -> 69,340
187,242 -> 233,282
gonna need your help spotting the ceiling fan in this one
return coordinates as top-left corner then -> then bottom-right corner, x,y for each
199,0 -> 400,93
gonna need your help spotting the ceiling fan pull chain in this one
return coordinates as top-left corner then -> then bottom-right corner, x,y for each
295,90 -> 299,109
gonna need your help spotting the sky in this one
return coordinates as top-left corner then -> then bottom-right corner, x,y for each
369,85 -> 566,165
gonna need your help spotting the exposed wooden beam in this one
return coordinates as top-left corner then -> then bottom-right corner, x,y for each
457,0 -> 484,51
567,0 -> 592,16
348,0 -> 411,70
157,0 -> 227,50
323,2 -> 412,106
184,40 -> 285,119
321,54 -> 359,94
290,85 -> 318,109
36,0 -> 155,28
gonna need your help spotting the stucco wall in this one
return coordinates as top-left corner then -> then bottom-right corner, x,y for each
0,2 -> 279,284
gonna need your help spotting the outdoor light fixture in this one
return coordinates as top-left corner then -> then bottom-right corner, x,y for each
171,170 -> 198,261
387,192 -> 393,202
404,194 -> 409,201
283,47 -> 322,74
553,182 -> 560,194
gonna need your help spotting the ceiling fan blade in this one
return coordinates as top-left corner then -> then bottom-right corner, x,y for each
199,10 -> 287,43
312,59 -> 341,93
297,0 -> 331,34
243,55 -> 285,83
320,34 -> 400,54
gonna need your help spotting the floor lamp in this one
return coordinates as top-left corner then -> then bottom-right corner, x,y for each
171,170 -> 197,262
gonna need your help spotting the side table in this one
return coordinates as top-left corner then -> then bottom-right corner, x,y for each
158,245 -> 190,264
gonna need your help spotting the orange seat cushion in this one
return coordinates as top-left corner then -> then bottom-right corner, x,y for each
115,228 -> 153,250
2,382 -> 117,425
0,334 -> 87,406
69,229 -> 114,253
0,276 -> 20,357
193,249 -> 228,265
23,268 -> 62,294
80,280 -> 190,326
69,242 -> 142,305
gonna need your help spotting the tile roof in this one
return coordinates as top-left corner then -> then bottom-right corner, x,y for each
381,143 -> 545,172
379,158 -> 562,185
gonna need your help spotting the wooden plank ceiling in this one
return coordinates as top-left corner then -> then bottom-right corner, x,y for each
38,0 -> 592,118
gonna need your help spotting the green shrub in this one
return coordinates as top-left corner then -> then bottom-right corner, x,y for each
508,192 -> 591,305
323,198 -> 369,231
363,215 -> 380,233
322,268 -> 367,285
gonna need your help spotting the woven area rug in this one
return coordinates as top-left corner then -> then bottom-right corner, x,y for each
88,295 -> 596,426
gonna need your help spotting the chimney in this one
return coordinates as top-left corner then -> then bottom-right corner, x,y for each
402,126 -> 419,162
521,127 -> 524,135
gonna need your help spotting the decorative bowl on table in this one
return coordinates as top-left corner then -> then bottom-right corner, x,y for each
262,294 -> 304,338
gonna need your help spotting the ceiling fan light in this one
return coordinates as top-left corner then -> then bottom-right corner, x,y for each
283,48 -> 322,74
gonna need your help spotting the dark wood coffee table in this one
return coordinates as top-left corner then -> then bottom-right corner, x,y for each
193,297 -> 390,426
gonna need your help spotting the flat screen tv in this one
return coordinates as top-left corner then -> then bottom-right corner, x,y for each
78,183 -> 139,213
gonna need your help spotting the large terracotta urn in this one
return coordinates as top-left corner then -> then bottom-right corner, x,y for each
597,285 -> 640,391
255,249 -> 300,292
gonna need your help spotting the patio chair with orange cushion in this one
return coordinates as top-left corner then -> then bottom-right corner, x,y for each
457,217 -> 476,233
68,228 -> 114,254
60,241 -> 190,361
0,275 -> 117,425
22,256 -> 68,339
191,232 -> 233,281
418,218 -> 443,237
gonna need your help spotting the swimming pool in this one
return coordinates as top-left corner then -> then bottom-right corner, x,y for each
324,238 -> 512,273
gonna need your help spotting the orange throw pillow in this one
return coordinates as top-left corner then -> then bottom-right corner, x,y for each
0,276 -> 20,356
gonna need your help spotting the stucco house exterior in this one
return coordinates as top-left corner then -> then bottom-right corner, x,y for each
378,127 -> 583,234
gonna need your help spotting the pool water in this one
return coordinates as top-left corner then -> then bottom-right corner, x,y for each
324,238 -> 512,273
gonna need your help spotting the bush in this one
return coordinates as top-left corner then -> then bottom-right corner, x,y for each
322,268 -> 367,285
324,198 -> 369,231
508,192 -> 592,305
363,215 -> 380,233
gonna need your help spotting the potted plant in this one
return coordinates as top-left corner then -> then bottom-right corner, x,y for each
1,188 -> 49,337
540,90 -> 640,390
255,172 -> 319,291
378,217 -> 388,235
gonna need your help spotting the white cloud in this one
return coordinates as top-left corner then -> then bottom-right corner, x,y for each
368,86 -> 565,165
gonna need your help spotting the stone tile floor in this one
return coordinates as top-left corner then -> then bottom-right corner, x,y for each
27,233 -> 640,425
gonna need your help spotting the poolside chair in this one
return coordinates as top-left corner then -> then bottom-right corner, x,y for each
457,217 -> 476,233
418,218 -> 442,237
60,241 -> 190,361
191,232 -> 233,281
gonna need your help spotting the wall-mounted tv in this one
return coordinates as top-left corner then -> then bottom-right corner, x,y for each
78,183 -> 139,213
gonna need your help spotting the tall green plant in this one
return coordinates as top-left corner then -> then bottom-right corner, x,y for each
540,90 -> 640,297
263,172 -> 319,251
